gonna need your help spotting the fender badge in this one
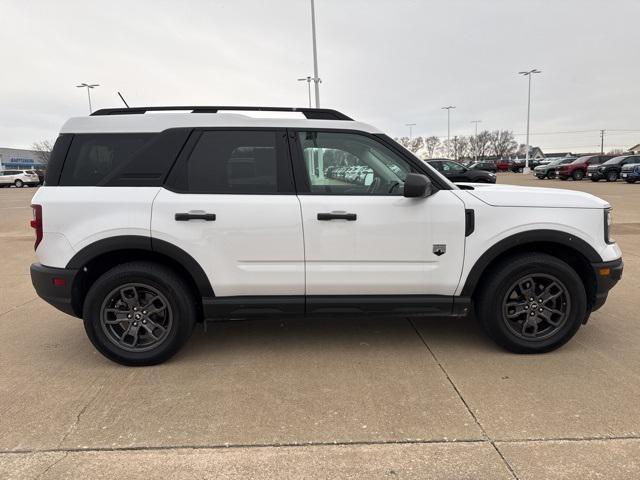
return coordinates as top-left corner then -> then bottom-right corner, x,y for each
433,244 -> 446,256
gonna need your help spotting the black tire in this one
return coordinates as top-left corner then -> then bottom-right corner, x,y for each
626,179 -> 636,184
606,171 -> 618,182
14,179 -> 23,188
572,170 -> 584,181
83,262 -> 197,366
590,177 -> 599,182
475,253 -> 586,354
547,170 -> 556,179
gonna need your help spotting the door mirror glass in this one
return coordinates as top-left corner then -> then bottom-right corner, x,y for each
403,173 -> 432,198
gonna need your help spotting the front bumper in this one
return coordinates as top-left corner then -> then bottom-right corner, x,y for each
30,263 -> 80,317
591,258 -> 623,311
587,170 -> 603,180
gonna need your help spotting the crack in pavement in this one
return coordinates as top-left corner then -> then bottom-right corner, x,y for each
57,383 -> 105,449
407,318 -> 521,480
34,451 -> 68,480
1,435 -> 639,456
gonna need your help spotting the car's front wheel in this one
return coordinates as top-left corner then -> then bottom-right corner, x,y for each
83,262 -> 197,366
606,171 -> 618,182
475,253 -> 586,353
547,171 -> 556,179
572,170 -> 584,181
14,179 -> 23,188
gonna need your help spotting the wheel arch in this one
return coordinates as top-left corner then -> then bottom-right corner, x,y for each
461,230 -> 600,309
66,236 -> 214,318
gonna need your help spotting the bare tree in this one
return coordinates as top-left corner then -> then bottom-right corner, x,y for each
394,137 -> 412,150
453,136 -> 470,160
470,130 -> 492,160
606,148 -> 626,156
489,130 -> 518,159
408,136 -> 424,154
31,140 -> 54,165
424,136 -> 440,158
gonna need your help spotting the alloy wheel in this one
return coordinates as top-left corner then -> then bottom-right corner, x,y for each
100,283 -> 173,352
502,273 -> 571,341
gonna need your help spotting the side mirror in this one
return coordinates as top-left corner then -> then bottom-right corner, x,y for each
403,173 -> 432,198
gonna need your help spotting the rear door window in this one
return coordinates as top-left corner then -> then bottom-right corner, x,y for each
168,130 -> 293,194
59,134 -> 154,186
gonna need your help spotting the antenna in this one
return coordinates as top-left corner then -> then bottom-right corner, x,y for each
117,92 -> 130,108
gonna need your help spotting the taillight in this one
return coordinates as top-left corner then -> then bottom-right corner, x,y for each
30,204 -> 43,250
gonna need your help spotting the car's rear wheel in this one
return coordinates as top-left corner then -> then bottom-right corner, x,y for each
476,253 -> 586,353
14,179 -> 23,188
606,171 -> 618,182
83,262 -> 197,366
572,170 -> 584,181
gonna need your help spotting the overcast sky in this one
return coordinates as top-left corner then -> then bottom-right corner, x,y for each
1,0 -> 639,152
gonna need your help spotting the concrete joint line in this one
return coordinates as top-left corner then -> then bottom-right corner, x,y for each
407,318 -> 520,480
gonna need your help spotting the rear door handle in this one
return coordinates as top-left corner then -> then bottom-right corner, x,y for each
175,212 -> 216,221
317,212 -> 357,221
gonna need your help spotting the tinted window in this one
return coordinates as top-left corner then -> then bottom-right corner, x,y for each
175,130 -> 284,194
60,134 -> 154,186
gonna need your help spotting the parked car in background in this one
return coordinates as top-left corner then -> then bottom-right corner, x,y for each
426,159 -> 496,183
621,161 -> 640,183
511,158 -> 541,172
588,155 -> 640,182
534,157 -> 576,179
468,161 -> 497,173
557,155 -> 614,181
0,169 -> 40,187
495,159 -> 513,172
34,169 -> 45,184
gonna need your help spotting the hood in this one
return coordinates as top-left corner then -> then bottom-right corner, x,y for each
456,183 -> 609,209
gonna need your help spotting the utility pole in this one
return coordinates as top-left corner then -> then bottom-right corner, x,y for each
298,77 -> 313,107
310,0 -> 321,107
442,106 -> 456,158
405,123 -> 416,141
600,129 -> 605,155
470,120 -> 482,163
518,69 -> 541,174
453,135 -> 459,161
76,83 -> 99,113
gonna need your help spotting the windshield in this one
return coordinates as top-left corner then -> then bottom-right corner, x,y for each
570,156 -> 592,164
602,156 -> 626,165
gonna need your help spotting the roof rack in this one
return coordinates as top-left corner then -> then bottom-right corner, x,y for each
90,106 -> 353,121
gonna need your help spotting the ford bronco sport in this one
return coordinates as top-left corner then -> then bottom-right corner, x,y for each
30,106 -> 623,365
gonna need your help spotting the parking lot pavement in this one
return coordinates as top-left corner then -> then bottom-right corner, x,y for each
1,176 -> 639,479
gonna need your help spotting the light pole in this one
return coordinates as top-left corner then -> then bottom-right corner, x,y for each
470,120 -> 482,163
405,123 -> 416,141
298,77 -> 313,107
600,129 -> 605,155
442,106 -> 456,158
310,0 -> 321,107
76,83 -> 99,113
518,69 -> 541,173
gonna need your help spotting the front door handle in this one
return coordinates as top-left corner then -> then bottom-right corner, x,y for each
317,212 -> 357,221
175,212 -> 216,221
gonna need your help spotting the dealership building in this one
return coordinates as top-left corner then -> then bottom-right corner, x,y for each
0,147 -> 47,170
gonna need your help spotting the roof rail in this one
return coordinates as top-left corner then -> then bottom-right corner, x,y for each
90,106 -> 353,121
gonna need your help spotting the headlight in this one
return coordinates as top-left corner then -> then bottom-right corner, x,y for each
604,208 -> 614,244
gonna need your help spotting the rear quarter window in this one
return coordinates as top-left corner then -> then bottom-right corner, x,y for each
59,134 -> 154,186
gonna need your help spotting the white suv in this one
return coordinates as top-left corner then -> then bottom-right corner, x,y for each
29,106 -> 623,365
0,169 -> 40,187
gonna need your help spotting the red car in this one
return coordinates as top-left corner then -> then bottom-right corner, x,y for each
495,159 -> 513,172
557,155 -> 614,181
